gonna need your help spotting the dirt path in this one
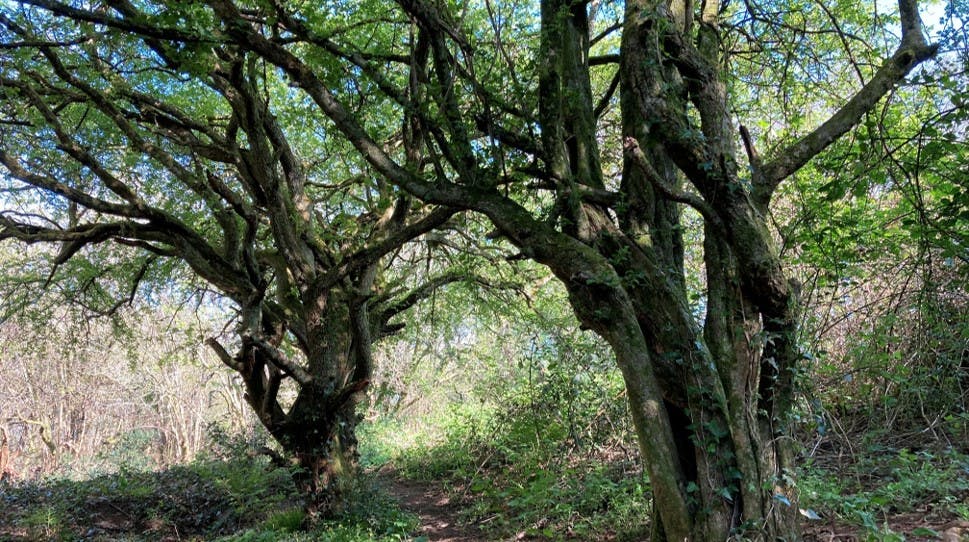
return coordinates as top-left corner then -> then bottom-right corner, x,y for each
379,467 -> 486,542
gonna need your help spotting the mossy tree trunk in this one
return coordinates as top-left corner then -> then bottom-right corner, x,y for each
524,1 -> 804,538
210,290 -> 372,520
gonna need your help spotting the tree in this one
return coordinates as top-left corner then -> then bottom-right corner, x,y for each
0,0 -> 941,539
0,2 -> 473,519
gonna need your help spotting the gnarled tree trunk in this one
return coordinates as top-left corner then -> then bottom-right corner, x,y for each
285,391 -> 362,520
205,290 -> 370,519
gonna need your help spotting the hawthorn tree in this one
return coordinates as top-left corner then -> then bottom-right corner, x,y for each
0,2 -> 476,519
0,0 -> 941,539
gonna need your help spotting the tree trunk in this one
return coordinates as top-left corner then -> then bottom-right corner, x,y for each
527,1 -> 804,539
249,373 -> 367,521
288,402 -> 360,521
209,292 -> 372,522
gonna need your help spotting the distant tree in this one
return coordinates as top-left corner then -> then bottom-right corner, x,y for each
0,0 -> 944,539
0,304 -> 226,475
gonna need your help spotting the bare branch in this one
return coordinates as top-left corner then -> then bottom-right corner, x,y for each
85,255 -> 157,316
1,216 -> 132,245
589,54 -> 620,65
898,0 -> 929,47
0,37 -> 90,49
474,115 -> 545,158
376,272 -> 467,327
594,69 -> 621,119
394,0 -> 470,51
591,21 -> 622,46
314,206 -> 458,295
205,337 -> 244,372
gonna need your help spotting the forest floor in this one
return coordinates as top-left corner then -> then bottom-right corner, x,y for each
378,465 -> 487,542
378,460 -> 969,542
802,514 -> 969,541
383,473 -> 969,542
1,457 -> 968,541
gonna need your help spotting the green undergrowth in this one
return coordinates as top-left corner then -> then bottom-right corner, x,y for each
799,445 -> 969,539
365,370 -> 653,541
363,377 -> 969,542
212,478 -> 419,542
1,455 -> 292,541
0,445 -> 417,542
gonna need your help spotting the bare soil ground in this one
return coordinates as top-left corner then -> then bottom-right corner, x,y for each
379,466 -> 487,542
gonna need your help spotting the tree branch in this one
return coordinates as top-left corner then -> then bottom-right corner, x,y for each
315,206 -> 457,294
753,0 -> 936,208
205,337 -> 244,371
623,138 -> 723,228
594,69 -> 621,119
376,272 -> 467,328
0,148 -> 138,217
19,0 -> 208,44
243,333 -> 313,385
589,53 -> 620,65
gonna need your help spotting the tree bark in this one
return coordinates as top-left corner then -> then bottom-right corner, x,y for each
287,392 -> 361,521
221,289 -> 374,521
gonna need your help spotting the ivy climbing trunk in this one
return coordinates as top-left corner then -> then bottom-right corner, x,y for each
284,389 -> 362,520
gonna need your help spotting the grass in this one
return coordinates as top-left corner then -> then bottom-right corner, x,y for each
453,460 -> 652,541
362,381 -> 969,542
210,477 -> 419,542
4,399 -> 967,542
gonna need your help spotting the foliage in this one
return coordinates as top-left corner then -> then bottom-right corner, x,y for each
383,404 -> 652,541
1,455 -> 292,540
0,0 -> 964,538
800,447 -> 969,536
369,313 -> 651,541
211,477 -> 418,542
782,34 -> 969,447
0,440 -> 418,542
0,0 -> 494,515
